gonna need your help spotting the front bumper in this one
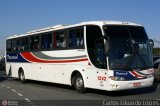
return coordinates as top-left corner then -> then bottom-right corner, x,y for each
107,77 -> 154,91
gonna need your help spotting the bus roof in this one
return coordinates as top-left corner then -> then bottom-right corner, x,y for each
6,20 -> 142,39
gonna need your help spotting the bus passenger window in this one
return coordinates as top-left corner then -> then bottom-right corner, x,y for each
29,37 -> 34,50
69,30 -> 77,47
69,28 -> 84,47
24,38 -> 28,50
12,39 -> 17,51
16,39 -> 20,51
34,36 -> 40,50
20,38 -> 25,51
41,33 -> 52,49
77,28 -> 84,46
41,35 -> 45,49
56,31 -> 66,48
47,33 -> 52,48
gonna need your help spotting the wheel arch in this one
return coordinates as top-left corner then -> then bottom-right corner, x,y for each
18,67 -> 24,78
71,70 -> 87,88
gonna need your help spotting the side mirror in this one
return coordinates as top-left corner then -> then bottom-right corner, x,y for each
149,39 -> 154,47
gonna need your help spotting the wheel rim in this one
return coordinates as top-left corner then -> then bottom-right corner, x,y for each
76,77 -> 83,89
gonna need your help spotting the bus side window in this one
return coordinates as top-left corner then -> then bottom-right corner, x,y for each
16,39 -> 20,51
69,30 -> 77,47
21,37 -> 29,51
20,38 -> 25,51
6,40 -> 12,52
29,37 -> 34,50
77,28 -> 84,46
34,36 -> 40,50
12,39 -> 17,51
12,39 -> 20,51
41,33 -> 52,49
69,28 -> 84,47
47,33 -> 52,48
24,38 -> 28,50
41,34 -> 45,49
56,31 -> 66,48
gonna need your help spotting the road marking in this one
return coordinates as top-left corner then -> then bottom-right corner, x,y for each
17,92 -> 23,97
5,87 -> 35,105
7,86 -> 10,89
24,98 -> 36,106
10,88 -> 23,97
11,89 -> 16,92
24,98 -> 31,103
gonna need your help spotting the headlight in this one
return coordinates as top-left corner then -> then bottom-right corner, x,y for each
110,76 -> 125,81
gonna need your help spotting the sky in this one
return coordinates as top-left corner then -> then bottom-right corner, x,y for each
0,0 -> 160,55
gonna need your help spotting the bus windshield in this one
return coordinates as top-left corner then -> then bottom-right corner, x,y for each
104,25 -> 153,70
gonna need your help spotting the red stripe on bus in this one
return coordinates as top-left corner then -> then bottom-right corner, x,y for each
130,71 -> 144,78
20,52 -> 88,63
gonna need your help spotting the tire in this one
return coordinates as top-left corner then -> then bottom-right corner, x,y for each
73,73 -> 86,93
19,70 -> 26,83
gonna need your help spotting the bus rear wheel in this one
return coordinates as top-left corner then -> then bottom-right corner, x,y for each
73,73 -> 86,93
19,70 -> 26,83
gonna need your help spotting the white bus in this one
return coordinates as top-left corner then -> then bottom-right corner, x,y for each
5,21 -> 154,92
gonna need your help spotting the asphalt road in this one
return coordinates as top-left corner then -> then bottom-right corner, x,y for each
0,70 -> 160,106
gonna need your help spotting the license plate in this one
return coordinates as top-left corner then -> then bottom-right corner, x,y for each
133,82 -> 141,87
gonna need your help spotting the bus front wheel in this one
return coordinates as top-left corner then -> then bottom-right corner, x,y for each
73,73 -> 86,93
19,70 -> 26,83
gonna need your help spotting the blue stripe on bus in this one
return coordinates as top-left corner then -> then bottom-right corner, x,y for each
114,70 -> 137,80
6,53 -> 29,63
